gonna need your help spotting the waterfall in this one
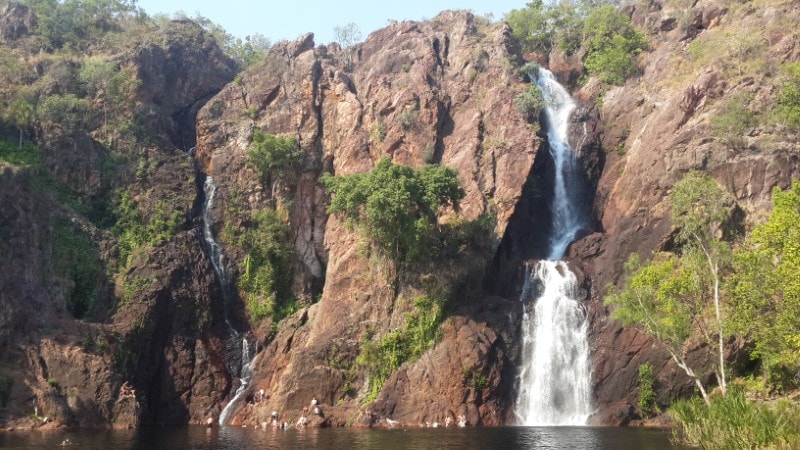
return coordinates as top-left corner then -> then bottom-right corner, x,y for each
218,337 -> 255,425
514,68 -> 592,426
201,176 -> 256,425
515,261 -> 592,425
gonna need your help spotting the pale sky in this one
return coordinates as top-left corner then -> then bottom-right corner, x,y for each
135,0 -> 525,45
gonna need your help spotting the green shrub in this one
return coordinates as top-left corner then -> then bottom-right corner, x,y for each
0,140 -> 41,166
246,129 -> 301,181
582,5 -> 647,85
710,91 -> 756,148
321,157 -> 464,263
111,189 -> 182,268
396,106 -> 418,130
638,363 -> 657,416
369,120 -> 386,142
514,85 -> 544,123
671,387 -> 800,448
37,94 -> 93,129
356,294 -> 445,402
237,208 -> 294,323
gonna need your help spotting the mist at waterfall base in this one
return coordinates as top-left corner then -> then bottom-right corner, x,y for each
202,177 -> 256,425
514,68 -> 593,426
0,426 -> 683,449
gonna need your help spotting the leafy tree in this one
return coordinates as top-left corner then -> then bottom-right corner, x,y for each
581,4 -> 647,84
226,34 -> 271,68
606,172 -> 734,403
728,181 -> 800,388
79,57 -> 140,138
321,157 -> 464,263
3,99 -> 34,148
606,253 -> 712,401
671,172 -> 733,396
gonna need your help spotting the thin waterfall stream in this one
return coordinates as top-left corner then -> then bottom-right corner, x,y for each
201,176 -> 255,425
514,68 -> 593,426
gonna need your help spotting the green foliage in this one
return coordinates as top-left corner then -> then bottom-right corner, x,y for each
728,181 -> 800,389
2,98 -> 35,146
79,58 -> 139,109
356,294 -> 445,402
52,218 -> 100,319
225,34 -> 271,68
111,188 -> 182,268
246,129 -> 302,181
607,172 -> 734,400
237,208 -> 294,323
606,253 -> 695,349
514,84 -> 544,123
21,0 -> 141,49
36,93 -> 93,129
504,0 -> 583,54
322,157 -> 465,263
710,91 -> 757,148
671,171 -> 731,246
775,62 -> 800,130
582,5 -> 647,85
670,386 -> 800,449
0,374 -> 13,407
638,363 -> 657,416
0,140 -> 41,166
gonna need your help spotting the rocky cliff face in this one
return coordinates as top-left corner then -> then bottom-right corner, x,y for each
195,11 -> 542,427
0,17 -> 238,429
568,0 -> 800,424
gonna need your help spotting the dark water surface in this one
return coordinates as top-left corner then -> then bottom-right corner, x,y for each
0,426 -> 684,449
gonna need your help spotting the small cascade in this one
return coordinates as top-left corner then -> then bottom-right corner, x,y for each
200,176 -> 256,425
514,68 -> 592,426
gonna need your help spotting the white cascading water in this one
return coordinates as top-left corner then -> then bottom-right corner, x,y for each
218,337 -> 255,425
202,177 -> 256,425
514,68 -> 592,426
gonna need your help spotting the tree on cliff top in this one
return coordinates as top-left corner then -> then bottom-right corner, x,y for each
321,157 -> 464,264
606,172 -> 735,403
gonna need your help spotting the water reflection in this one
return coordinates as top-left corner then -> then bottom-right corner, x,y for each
0,425 -> 684,449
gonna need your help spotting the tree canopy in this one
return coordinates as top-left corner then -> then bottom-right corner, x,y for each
729,181 -> 800,386
321,157 -> 464,262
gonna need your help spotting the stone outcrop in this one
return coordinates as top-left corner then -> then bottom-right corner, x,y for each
0,20 -> 237,429
0,2 -> 35,40
195,11 -> 540,427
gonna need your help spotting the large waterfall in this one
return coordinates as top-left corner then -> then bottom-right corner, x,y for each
202,176 -> 256,425
514,68 -> 592,426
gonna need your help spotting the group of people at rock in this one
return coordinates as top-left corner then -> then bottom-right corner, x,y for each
266,397 -> 323,430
